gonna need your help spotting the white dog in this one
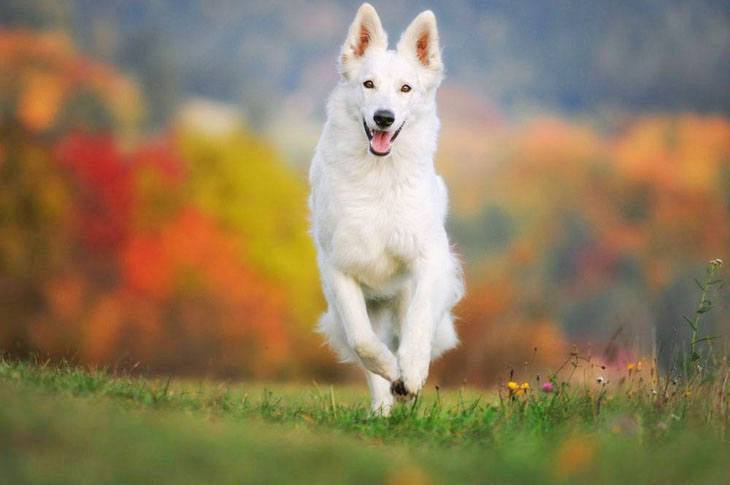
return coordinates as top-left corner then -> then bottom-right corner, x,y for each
308,3 -> 463,415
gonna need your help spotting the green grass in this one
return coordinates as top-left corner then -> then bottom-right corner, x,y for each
1,358 -> 729,484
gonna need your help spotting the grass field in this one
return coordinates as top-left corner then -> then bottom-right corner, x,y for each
1,357 -> 729,484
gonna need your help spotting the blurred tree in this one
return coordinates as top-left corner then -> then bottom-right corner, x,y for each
178,129 -> 324,334
117,206 -> 290,377
0,125 -> 72,355
0,28 -> 140,355
450,115 -> 730,378
0,30 -> 142,135
0,30 -> 326,378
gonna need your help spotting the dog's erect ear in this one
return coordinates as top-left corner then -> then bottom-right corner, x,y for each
397,10 -> 443,75
339,3 -> 387,80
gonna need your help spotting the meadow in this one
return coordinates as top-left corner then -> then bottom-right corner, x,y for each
3,352 -> 730,484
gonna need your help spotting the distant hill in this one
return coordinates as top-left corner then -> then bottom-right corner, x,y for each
2,0 -> 729,129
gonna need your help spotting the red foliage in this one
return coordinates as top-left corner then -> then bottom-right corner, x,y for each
54,133 -> 132,252
130,137 -> 186,186
115,207 -> 290,375
36,132 -> 293,377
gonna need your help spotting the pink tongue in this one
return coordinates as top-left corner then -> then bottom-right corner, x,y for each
371,130 -> 392,154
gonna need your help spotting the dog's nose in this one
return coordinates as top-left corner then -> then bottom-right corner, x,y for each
373,110 -> 395,129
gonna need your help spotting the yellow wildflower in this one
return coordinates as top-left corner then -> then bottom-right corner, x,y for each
507,381 -> 519,391
520,382 -> 530,391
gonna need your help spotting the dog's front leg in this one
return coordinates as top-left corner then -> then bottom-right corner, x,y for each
366,370 -> 394,416
394,259 -> 438,397
328,269 -> 399,382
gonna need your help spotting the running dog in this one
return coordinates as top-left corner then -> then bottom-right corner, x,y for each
309,3 -> 463,415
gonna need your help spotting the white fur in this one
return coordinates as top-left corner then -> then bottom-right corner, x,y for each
309,3 -> 463,415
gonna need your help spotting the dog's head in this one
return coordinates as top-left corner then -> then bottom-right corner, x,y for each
338,3 -> 443,157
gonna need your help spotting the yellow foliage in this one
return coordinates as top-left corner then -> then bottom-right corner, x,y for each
177,128 -> 324,331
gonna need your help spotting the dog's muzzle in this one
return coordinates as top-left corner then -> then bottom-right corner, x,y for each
363,118 -> 405,157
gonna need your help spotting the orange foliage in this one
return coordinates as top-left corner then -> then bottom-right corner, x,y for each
18,70 -> 66,131
614,115 -> 730,192
114,207 -> 290,376
436,276 -> 568,386
0,29 -> 142,134
610,116 -> 730,257
443,114 -> 730,384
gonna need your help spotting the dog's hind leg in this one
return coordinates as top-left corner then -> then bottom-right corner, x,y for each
365,369 -> 394,416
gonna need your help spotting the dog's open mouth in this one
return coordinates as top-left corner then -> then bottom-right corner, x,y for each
363,119 -> 404,157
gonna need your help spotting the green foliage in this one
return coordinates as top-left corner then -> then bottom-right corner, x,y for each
681,259 -> 725,376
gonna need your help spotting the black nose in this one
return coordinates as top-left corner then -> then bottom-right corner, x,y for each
373,110 -> 395,129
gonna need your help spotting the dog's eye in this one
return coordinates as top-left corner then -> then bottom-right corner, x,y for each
400,84 -> 412,93
363,80 -> 375,89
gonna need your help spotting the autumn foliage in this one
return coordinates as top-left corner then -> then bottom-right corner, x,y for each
441,115 -> 730,385
0,30 -> 324,378
1,29 -> 729,385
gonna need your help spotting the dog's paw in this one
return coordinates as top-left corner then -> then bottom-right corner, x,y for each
390,379 -> 416,401
397,351 -> 430,397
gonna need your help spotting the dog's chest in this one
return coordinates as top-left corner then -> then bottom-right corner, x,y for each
329,178 -> 425,289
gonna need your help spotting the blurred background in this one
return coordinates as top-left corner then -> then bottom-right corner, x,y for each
1,0 -> 729,385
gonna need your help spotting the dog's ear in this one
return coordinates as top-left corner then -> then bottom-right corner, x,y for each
397,10 -> 443,78
339,3 -> 387,80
